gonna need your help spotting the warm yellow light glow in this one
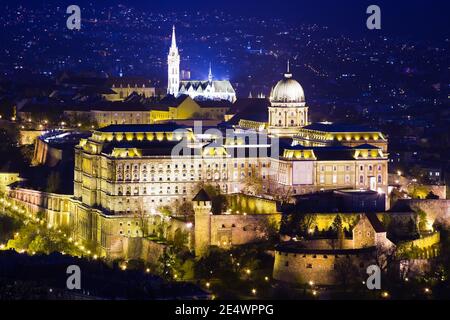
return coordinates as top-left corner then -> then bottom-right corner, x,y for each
251,288 -> 257,295
382,291 -> 389,298
308,280 -> 314,286
206,282 -> 210,288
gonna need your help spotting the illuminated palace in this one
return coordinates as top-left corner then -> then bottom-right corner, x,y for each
6,65 -> 390,259
167,26 -> 236,102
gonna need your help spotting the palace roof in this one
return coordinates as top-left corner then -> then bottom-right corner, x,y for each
96,123 -> 187,133
301,122 -> 379,133
226,98 -> 271,125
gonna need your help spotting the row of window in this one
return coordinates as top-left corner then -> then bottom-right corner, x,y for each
117,162 -> 268,171
320,164 -> 383,172
117,185 -> 188,196
318,174 -> 383,184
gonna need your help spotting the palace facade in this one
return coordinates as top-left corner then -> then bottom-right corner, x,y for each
6,63 -> 392,261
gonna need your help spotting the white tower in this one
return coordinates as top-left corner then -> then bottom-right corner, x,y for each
167,25 -> 180,96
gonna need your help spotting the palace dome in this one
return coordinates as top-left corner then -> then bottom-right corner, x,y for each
270,72 -> 305,104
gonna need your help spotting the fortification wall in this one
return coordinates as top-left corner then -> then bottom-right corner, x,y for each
210,214 -> 281,247
273,250 -> 374,286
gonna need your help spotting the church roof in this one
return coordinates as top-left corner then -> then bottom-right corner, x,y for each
180,80 -> 235,94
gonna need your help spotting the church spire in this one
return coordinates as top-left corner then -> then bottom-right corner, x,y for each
167,25 -> 180,96
208,62 -> 213,83
171,25 -> 177,49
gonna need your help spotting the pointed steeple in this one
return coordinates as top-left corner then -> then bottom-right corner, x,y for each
248,91 -> 253,98
208,62 -> 213,83
171,25 -> 177,49
284,59 -> 292,78
167,25 -> 180,96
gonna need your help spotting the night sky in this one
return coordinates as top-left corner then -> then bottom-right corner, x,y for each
9,0 -> 447,40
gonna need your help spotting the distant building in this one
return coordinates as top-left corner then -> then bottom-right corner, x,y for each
63,96 -> 231,127
167,26 -> 236,102
104,78 -> 156,101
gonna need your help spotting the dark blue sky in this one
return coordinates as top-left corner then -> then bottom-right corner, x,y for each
141,0 -> 450,39
8,0 -> 450,40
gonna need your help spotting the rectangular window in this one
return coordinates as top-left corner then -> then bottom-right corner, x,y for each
306,264 -> 313,269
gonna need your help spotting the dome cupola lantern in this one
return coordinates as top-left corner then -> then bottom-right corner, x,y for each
268,61 -> 309,137
270,60 -> 305,105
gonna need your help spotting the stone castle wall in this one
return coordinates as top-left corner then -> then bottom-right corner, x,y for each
273,249 -> 374,286
210,214 -> 281,248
